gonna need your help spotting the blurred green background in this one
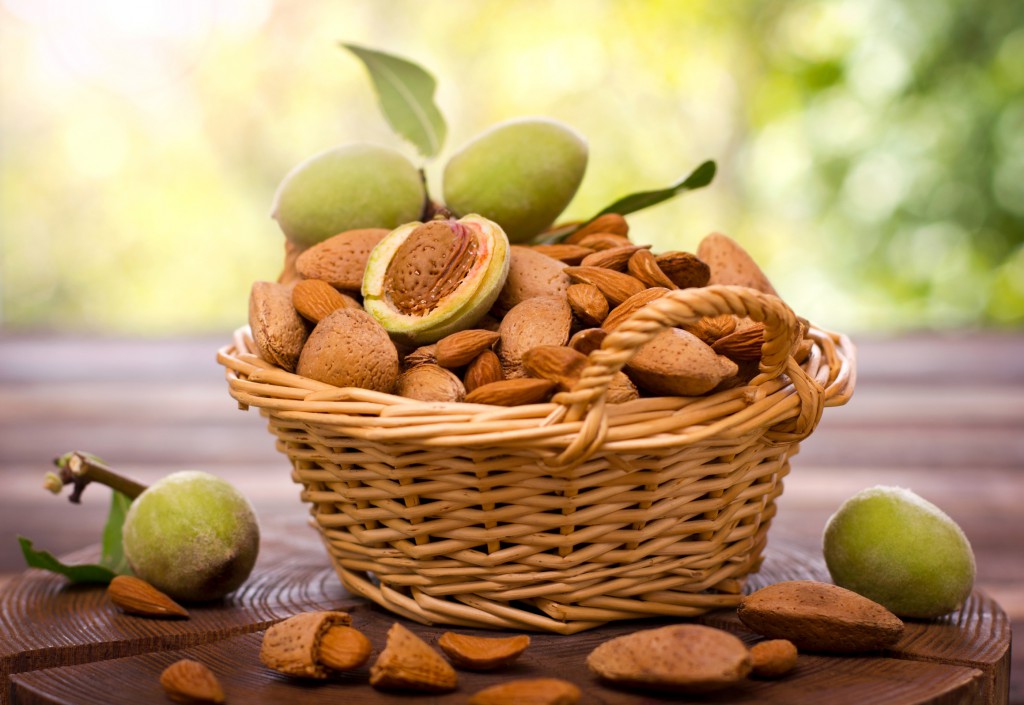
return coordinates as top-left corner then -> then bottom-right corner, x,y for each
1,0 -> 1022,336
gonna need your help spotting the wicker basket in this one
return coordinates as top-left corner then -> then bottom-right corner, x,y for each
218,285 -> 854,634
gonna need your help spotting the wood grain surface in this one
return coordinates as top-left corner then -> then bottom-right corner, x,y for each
1,333 -> 1021,703
4,535 -> 1010,705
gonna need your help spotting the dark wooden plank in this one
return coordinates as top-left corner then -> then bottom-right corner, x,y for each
2,538 -> 1009,705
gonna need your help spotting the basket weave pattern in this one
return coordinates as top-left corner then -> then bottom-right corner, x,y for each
219,286 -> 854,634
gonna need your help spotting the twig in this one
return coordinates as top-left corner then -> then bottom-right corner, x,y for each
49,451 -> 147,503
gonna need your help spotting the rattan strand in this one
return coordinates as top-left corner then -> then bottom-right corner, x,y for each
218,285 -> 854,633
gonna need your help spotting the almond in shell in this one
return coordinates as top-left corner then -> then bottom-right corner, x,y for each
697,232 -> 778,295
248,280 -> 308,373
496,246 -> 571,313
295,228 -> 389,292
370,622 -> 458,693
737,580 -> 905,653
296,308 -> 399,393
587,624 -> 751,693
259,611 -> 353,679
625,328 -> 739,396
498,296 -> 573,378
396,363 -> 466,403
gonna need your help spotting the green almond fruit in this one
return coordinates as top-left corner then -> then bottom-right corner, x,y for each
823,485 -> 976,619
442,118 -> 588,243
271,143 -> 425,247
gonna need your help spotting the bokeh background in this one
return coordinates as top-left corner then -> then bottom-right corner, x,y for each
2,0 -> 1023,336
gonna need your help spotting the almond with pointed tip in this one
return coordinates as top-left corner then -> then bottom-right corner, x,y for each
628,248 -> 678,289
160,659 -> 225,704
107,575 -> 189,619
292,279 -> 359,323
436,329 -> 501,368
465,378 -> 556,406
566,213 -> 629,242
249,280 -> 308,372
522,345 -> 586,392
437,632 -> 531,670
654,251 -> 711,289
529,243 -> 594,264
697,232 -> 778,295
469,678 -> 581,705
566,283 -> 609,327
602,287 -> 670,332
564,267 -> 646,307
464,349 -> 504,392
580,244 -> 647,271
295,228 -> 390,292
573,232 -> 632,251
498,296 -> 573,378
712,322 -> 766,361
318,625 -> 373,671
370,622 -> 458,693
737,580 -> 904,653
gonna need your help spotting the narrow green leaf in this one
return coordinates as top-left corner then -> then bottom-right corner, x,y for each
594,159 -> 717,218
18,537 -> 118,584
99,491 -> 132,575
342,43 -> 447,159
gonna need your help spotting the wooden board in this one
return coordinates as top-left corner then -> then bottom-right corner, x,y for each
2,528 -> 1010,705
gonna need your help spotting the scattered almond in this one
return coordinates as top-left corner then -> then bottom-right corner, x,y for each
259,610 -> 353,679
465,378 -> 556,406
108,575 -> 189,619
370,622 -> 458,693
291,279 -> 359,323
469,678 -> 580,705
464,349 -> 504,392
737,580 -> 905,653
564,266 -> 646,307
749,639 -> 798,678
436,329 -> 501,368
627,248 -> 678,289
587,624 -> 751,693
437,632 -> 531,670
160,659 -> 225,705
318,625 -> 373,671
566,283 -> 609,327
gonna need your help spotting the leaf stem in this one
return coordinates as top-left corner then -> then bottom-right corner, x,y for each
52,451 -> 147,503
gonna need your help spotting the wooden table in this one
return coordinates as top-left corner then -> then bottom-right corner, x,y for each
1,332 -> 1021,703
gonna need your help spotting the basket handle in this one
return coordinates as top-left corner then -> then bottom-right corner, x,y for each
548,284 -> 824,467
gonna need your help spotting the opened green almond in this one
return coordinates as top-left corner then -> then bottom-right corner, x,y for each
362,215 -> 510,345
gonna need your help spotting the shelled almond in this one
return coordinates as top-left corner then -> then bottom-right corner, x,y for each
247,217 -> 808,407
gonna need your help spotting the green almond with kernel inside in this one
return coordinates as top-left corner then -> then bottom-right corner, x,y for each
362,214 -> 511,345
271,142 -> 425,247
443,118 -> 588,243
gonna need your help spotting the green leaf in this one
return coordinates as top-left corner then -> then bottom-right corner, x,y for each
342,43 -> 447,159
18,537 -> 118,584
100,491 -> 132,575
19,490 -> 133,584
594,159 -> 717,218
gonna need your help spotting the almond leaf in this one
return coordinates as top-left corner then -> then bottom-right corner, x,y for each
342,43 -> 447,159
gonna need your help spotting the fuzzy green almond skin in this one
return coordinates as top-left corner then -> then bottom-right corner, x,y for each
122,471 -> 260,602
271,143 -> 425,247
823,485 -> 976,618
362,214 -> 510,345
442,118 -> 588,243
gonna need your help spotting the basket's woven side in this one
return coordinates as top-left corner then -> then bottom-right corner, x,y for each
269,413 -> 796,634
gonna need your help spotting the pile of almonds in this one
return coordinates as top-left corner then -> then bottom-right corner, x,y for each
249,214 -> 803,406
